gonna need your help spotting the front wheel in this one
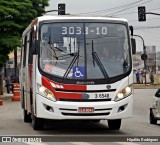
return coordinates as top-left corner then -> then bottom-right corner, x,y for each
108,119 -> 121,130
32,115 -> 44,130
23,109 -> 31,123
91,120 -> 101,123
150,109 -> 157,124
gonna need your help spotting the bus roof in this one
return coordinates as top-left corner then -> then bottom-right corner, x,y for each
37,15 -> 128,22
22,15 -> 128,37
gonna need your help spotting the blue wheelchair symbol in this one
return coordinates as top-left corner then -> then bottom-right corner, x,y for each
73,66 -> 85,79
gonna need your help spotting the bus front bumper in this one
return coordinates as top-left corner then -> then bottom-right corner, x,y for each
35,94 -> 133,120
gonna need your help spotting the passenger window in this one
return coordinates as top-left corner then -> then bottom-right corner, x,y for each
28,32 -> 33,64
23,36 -> 27,68
20,39 -> 23,67
155,89 -> 160,98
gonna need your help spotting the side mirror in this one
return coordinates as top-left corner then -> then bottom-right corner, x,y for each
131,38 -> 136,54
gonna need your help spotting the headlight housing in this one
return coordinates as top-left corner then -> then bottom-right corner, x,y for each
37,84 -> 56,102
114,85 -> 133,102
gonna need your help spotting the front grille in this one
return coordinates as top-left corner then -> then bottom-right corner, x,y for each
95,108 -> 112,111
59,98 -> 111,102
61,112 -> 110,116
59,108 -> 112,111
55,88 -> 116,93
59,108 -> 77,111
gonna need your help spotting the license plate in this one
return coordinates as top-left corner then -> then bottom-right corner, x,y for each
78,107 -> 94,113
95,93 -> 109,99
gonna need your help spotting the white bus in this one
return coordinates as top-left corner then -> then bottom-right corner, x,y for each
20,15 -> 136,130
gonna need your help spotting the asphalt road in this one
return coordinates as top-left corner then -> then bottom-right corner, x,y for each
0,89 -> 160,145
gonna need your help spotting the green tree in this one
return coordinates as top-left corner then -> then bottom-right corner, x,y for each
0,0 -> 49,94
0,0 -> 37,62
0,0 -> 49,64
32,0 -> 49,16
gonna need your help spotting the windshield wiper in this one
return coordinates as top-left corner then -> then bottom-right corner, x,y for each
42,40 -> 76,61
62,52 -> 79,80
91,40 -> 110,81
63,42 -> 80,80
54,46 -> 75,57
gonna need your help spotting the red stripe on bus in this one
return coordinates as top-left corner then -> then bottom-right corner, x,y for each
41,76 -> 86,100
42,76 -> 87,91
56,92 -> 82,100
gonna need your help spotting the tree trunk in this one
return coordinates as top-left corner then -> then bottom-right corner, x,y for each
14,47 -> 17,82
0,64 -> 3,95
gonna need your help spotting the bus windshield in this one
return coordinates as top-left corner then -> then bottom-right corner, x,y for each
40,22 -> 131,80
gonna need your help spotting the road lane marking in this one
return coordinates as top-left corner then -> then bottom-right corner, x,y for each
25,142 -> 48,145
69,142 -> 93,145
115,142 -> 140,145
127,120 -> 160,132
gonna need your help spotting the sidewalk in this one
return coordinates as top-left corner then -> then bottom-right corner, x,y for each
0,87 -> 13,100
0,93 -> 13,100
133,83 -> 160,89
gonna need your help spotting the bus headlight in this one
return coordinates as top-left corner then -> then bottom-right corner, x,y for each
37,84 -> 56,102
115,85 -> 132,102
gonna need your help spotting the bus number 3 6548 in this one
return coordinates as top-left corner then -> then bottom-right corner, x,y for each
95,94 -> 109,99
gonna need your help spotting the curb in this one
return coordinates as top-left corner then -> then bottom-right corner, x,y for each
133,84 -> 159,89
1,94 -> 13,100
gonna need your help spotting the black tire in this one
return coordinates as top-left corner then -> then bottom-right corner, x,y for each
108,119 -> 121,130
32,115 -> 44,130
81,120 -> 100,123
150,109 -> 157,124
91,120 -> 101,123
21,90 -> 25,109
23,109 -> 32,123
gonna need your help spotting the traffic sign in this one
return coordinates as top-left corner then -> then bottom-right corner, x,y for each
141,54 -> 147,60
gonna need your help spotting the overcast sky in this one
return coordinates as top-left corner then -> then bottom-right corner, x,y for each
46,0 -> 160,52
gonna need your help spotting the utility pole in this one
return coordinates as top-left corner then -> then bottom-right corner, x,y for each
133,34 -> 147,85
137,6 -> 160,84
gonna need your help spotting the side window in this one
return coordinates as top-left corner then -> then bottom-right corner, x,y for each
20,39 -> 23,68
28,32 -> 33,64
23,36 -> 27,68
155,89 -> 160,98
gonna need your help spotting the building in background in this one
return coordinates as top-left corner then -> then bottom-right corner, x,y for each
145,46 -> 156,73
133,51 -> 144,70
133,46 -> 157,73
5,48 -> 21,77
